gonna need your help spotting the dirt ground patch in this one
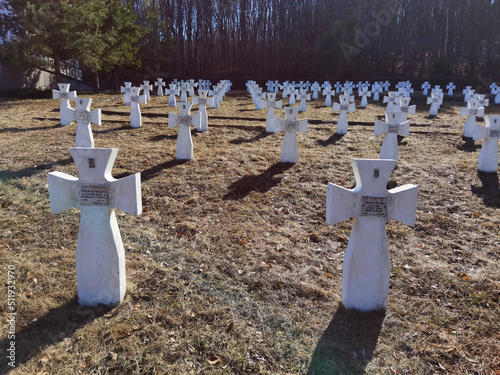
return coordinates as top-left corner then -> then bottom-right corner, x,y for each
0,89 -> 498,374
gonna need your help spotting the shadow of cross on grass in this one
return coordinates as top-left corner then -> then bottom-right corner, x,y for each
0,297 -> 112,373
471,171 -> 500,208
223,162 -> 294,200
308,305 -> 385,375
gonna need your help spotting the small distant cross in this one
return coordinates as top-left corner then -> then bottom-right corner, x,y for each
52,83 -> 77,126
273,107 -> 308,163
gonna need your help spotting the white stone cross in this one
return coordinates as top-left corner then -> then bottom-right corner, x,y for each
121,82 -> 132,105
395,97 -> 416,121
52,83 -> 77,126
490,83 -> 498,95
372,83 -> 383,101
167,84 -> 179,107
326,158 -> 418,311
179,82 -> 189,102
68,97 -> 102,147
427,92 -> 443,116
262,92 -> 283,132
192,89 -> 215,132
359,87 -> 372,108
273,107 -> 308,163
446,82 -> 456,96
253,89 -> 266,110
128,87 -> 147,128
473,116 -> 500,173
298,90 -> 311,112
334,82 -> 342,93
48,147 -> 142,305
311,82 -> 321,99
383,91 -> 399,112
188,79 -> 198,97
473,94 -> 489,119
155,78 -> 165,96
374,111 -> 410,161
168,102 -> 201,160
493,86 -> 500,105
333,94 -> 356,134
382,81 -> 390,91
421,81 -> 431,96
141,81 -> 153,103
460,99 -> 484,138
463,87 -> 475,102
288,87 -> 298,106
323,86 -> 335,107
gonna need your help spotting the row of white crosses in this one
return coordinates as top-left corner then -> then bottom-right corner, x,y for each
52,84 -> 102,147
51,83 -> 142,305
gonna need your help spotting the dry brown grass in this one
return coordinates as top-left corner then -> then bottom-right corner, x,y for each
0,89 -> 498,374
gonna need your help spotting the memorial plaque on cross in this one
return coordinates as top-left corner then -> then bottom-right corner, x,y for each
473,115 -> 500,173
168,102 -> 201,160
326,159 -> 418,311
374,111 -> 410,161
48,147 -> 142,305
52,83 -> 77,126
273,107 -> 308,163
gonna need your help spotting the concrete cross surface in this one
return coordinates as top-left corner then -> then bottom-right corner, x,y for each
326,159 -> 418,311
52,83 -> 77,126
48,147 -> 142,305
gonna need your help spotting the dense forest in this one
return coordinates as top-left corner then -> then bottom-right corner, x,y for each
1,0 -> 500,86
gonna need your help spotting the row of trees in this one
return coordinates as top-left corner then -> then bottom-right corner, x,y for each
1,0 -> 499,91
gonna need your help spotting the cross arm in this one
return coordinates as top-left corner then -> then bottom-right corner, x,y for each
90,109 -> 102,125
332,102 -> 341,112
407,105 -> 416,115
276,100 -> 283,109
48,172 -> 78,214
326,183 -> 356,225
388,184 -> 418,226
399,121 -> 410,137
473,124 -> 489,141
110,173 -> 142,216
191,112 -> 201,129
168,113 -> 179,128
374,120 -> 387,136
298,118 -> 308,134
348,103 -> 356,112
273,117 -> 285,133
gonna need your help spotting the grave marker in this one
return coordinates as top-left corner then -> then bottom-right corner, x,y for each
129,87 -> 147,128
374,111 -> 410,161
421,82 -> 431,96
359,87 -> 372,108
396,97 -> 416,121
427,92 -> 443,117
446,82 -> 456,96
460,99 -> 484,138
121,82 -> 132,105
323,86 -> 335,107
155,78 -> 165,96
262,92 -> 283,132
68,97 -> 102,147
167,84 -> 179,107
168,102 -> 201,160
333,94 -> 356,134
273,107 -> 308,163
141,81 -> 153,103
383,91 -> 399,112
326,159 -> 418,311
48,147 -> 142,305
52,83 -> 77,126
474,116 -> 500,173
192,89 -> 215,132
298,90 -> 311,112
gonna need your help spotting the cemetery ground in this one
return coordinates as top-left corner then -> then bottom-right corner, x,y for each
0,90 -> 498,374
